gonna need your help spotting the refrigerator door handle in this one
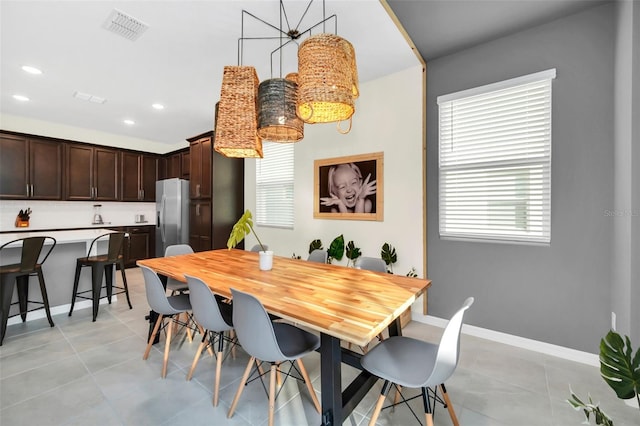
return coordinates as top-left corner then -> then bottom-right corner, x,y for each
159,195 -> 166,244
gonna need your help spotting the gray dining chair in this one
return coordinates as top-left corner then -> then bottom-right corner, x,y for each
164,244 -> 193,295
357,256 -> 387,273
352,256 -> 388,352
185,275 -> 236,406
250,244 -> 268,252
307,249 -> 327,263
361,297 -> 474,426
227,288 -> 321,426
141,265 -> 194,378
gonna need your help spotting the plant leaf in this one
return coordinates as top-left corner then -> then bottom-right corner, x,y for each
328,235 -> 345,261
345,241 -> 361,261
227,210 -> 255,249
381,243 -> 397,266
600,330 -> 640,400
309,239 -> 323,254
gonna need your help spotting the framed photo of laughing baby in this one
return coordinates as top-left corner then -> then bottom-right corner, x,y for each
314,152 -> 384,221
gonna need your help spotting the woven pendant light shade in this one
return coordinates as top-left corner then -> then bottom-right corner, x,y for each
257,78 -> 303,142
214,65 -> 263,158
297,33 -> 356,124
342,38 -> 359,99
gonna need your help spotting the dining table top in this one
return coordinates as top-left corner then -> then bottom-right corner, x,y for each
137,249 -> 431,347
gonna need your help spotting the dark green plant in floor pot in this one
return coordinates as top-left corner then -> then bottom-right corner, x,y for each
567,330 -> 640,425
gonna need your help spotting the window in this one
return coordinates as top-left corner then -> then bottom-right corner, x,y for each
255,141 -> 294,229
437,69 -> 555,244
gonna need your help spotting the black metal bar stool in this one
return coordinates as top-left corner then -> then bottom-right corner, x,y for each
69,232 -> 132,321
0,236 -> 56,345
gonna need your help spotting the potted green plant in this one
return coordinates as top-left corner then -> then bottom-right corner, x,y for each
381,242 -> 397,273
227,210 -> 273,270
327,235 -> 345,264
345,240 -> 361,267
567,330 -> 640,425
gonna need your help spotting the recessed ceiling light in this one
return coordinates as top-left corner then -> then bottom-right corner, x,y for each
152,103 -> 164,110
21,65 -> 42,75
123,119 -> 135,125
13,94 -> 30,101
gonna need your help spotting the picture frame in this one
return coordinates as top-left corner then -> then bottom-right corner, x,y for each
314,152 -> 384,221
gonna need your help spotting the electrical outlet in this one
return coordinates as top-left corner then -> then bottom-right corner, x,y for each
611,312 -> 616,331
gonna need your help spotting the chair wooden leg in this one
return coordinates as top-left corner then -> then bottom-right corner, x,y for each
187,333 -> 207,380
392,385 -> 402,412
162,316 -> 173,378
268,363 -> 277,426
296,358 -> 321,413
440,384 -> 460,426
143,314 -> 163,360
230,329 -> 237,358
228,356 -> 255,418
422,387 -> 434,426
276,362 -> 282,386
213,334 -> 224,406
369,380 -> 392,426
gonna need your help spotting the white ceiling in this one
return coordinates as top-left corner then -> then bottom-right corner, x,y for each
1,0 -> 608,152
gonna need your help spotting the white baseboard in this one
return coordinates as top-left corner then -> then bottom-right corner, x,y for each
411,310 -> 600,367
6,297 -> 117,326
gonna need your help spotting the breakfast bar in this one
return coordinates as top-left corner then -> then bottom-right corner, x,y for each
0,228 -> 119,323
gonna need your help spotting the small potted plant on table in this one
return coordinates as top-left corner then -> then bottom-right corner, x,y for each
227,210 -> 273,270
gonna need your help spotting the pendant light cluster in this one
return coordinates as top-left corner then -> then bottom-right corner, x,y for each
214,0 -> 359,158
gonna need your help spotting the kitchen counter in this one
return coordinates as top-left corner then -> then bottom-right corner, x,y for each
0,228 -> 134,325
0,228 -> 119,247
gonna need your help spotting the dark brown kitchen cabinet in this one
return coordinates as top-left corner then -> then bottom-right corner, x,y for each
122,225 -> 155,268
189,136 -> 211,199
121,152 -> 157,201
189,200 -> 212,252
181,151 -> 190,179
0,133 -> 63,200
66,144 -> 119,201
186,131 -> 244,252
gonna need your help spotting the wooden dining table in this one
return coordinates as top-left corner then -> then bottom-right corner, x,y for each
137,249 -> 431,425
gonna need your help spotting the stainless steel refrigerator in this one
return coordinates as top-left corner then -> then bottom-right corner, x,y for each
155,178 -> 189,257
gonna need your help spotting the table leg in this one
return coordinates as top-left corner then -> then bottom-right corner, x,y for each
320,333 -> 342,426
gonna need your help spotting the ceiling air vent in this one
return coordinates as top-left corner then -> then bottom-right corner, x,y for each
103,9 -> 149,41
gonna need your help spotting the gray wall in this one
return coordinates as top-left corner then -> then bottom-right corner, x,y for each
426,3 -> 617,353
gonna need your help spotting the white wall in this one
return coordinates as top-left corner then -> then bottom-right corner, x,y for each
243,66 -> 425,279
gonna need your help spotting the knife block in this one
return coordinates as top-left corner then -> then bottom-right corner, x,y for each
15,217 -> 29,227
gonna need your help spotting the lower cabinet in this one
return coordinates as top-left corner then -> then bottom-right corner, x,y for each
189,200 -> 211,252
122,225 -> 156,268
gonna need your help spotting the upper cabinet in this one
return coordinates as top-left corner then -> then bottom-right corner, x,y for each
158,149 -> 189,180
0,133 -> 63,200
65,143 -> 119,201
189,135 -> 212,199
121,152 -> 157,201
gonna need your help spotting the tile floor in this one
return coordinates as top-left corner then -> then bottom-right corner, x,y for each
1,267 -> 638,426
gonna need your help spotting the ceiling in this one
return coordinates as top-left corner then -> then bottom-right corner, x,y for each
0,0 -> 607,153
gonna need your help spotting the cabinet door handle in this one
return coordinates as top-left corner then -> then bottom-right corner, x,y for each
26,184 -> 30,197
196,203 -> 200,216
141,189 -> 144,199
31,184 -> 34,197
196,184 -> 200,197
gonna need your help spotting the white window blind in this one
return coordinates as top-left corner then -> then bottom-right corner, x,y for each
255,141 -> 294,229
437,69 -> 555,244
